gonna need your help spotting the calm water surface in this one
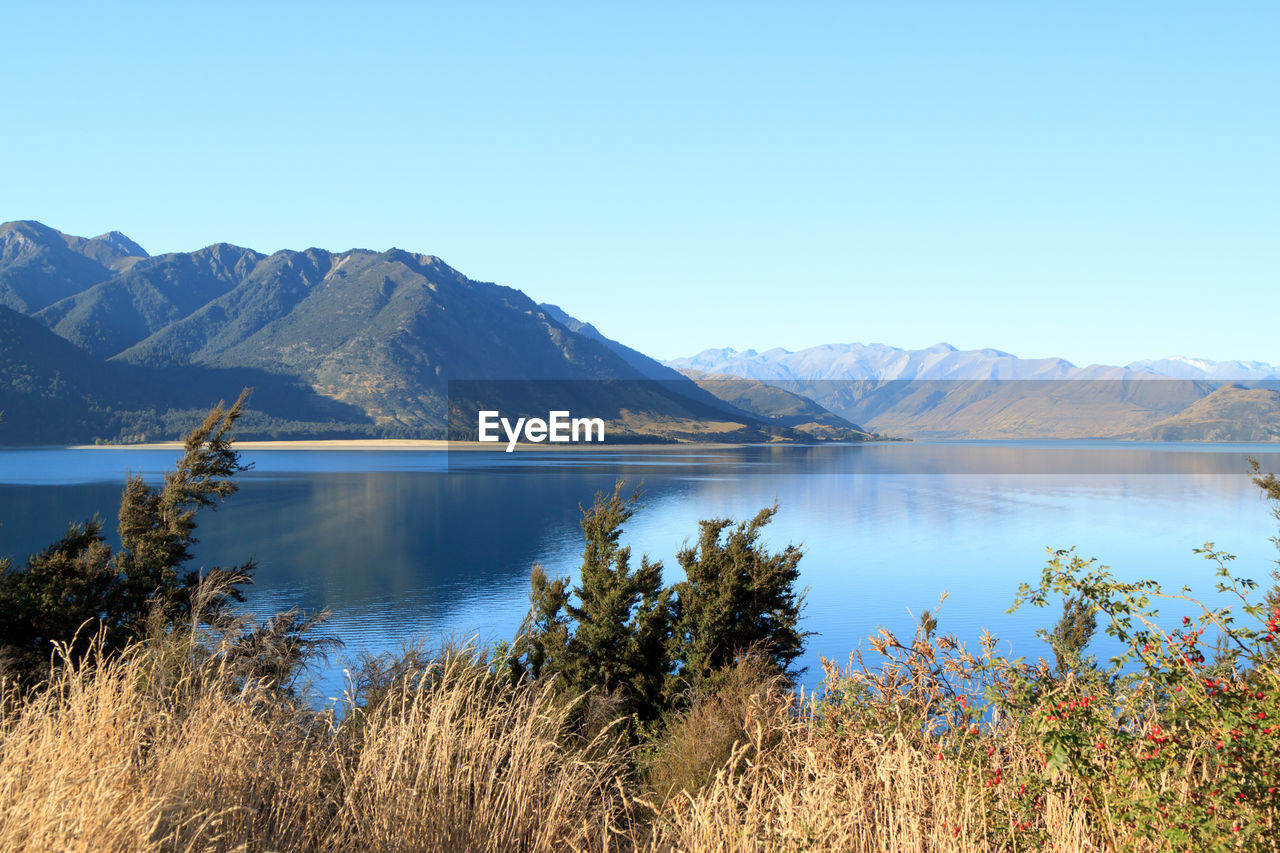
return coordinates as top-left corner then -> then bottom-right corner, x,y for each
3,442 -> 1279,699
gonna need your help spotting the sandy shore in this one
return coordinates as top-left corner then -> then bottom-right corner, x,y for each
68,439 -> 746,452
71,439 -> 450,451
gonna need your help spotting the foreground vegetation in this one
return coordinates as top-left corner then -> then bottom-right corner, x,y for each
2,400 -> 1279,851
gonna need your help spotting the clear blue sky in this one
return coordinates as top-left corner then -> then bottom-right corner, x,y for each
3,2 -> 1277,366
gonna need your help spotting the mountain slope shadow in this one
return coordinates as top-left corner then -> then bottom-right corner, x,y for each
112,363 -> 382,439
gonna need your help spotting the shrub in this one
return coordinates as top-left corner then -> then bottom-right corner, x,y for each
515,482 -> 807,726
985,544 -> 1280,851
669,503 -> 808,691
518,482 -> 672,722
642,653 -> 787,802
0,391 -> 256,681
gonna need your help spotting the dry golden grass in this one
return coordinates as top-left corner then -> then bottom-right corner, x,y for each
639,651 -> 1104,853
332,654 -> 629,852
645,706 -> 1100,852
0,636 -> 630,853
0,629 -> 1248,853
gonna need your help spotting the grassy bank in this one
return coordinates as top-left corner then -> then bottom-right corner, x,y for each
0,630 -> 1080,852
3,568 -> 1277,852
3,402 -> 1278,851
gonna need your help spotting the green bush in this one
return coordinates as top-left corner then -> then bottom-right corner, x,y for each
514,482 -> 807,726
0,392 -> 258,681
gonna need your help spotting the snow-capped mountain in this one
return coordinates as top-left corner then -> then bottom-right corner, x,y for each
667,343 -> 1278,382
1125,356 -> 1280,381
666,342 -> 1134,381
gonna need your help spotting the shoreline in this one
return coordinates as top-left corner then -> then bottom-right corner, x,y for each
64,439 -> 756,452
47,436 -> 1280,452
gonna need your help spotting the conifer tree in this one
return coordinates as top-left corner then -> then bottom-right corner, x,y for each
524,565 -> 571,681
1045,594 -> 1098,676
113,389 -> 256,636
669,504 -> 807,689
521,482 -> 672,720
520,484 -> 809,720
0,521 -> 115,673
0,392 -> 254,679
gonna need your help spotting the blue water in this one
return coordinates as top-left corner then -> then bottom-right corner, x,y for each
2,442 -> 1279,700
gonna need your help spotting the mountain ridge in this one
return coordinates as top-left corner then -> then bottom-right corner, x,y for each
537,304 -> 869,439
667,343 -> 1280,382
665,345 -> 1280,439
1124,384 -> 1280,442
0,221 -> 870,445
5,219 -> 1276,445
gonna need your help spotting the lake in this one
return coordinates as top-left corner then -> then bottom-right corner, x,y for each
3,442 -> 1279,699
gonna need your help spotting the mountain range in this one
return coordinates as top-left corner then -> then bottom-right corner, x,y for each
2,218 -> 1276,445
664,345 -> 1280,440
0,221 -> 870,445
666,343 -> 1280,382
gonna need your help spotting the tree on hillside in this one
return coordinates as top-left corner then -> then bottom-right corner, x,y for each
0,391 -> 255,680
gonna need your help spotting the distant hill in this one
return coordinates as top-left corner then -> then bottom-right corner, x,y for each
0,304 -> 132,443
106,248 -> 651,431
37,243 -> 263,358
58,230 -> 149,271
780,378 -> 1221,440
1125,357 -> 1280,381
0,302 -> 393,445
677,369 -> 871,439
668,342 -> 1280,383
667,343 -> 1280,440
0,221 -> 873,446
9,218 -> 1274,445
537,304 -> 872,440
667,342 -> 1137,381
1124,384 -> 1280,441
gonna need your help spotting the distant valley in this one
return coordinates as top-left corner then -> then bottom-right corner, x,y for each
666,345 -> 1280,440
